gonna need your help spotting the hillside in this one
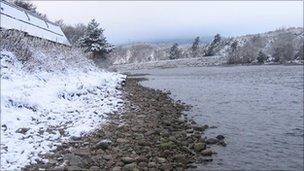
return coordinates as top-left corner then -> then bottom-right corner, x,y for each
0,30 -> 125,170
109,27 -> 303,65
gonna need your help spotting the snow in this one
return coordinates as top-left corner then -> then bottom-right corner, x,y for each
111,55 -> 226,71
0,1 -> 70,46
0,50 -> 126,170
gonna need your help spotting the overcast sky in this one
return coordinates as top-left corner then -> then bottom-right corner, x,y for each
33,1 -> 303,44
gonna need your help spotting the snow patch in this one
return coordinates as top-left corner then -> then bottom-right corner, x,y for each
1,50 -> 125,170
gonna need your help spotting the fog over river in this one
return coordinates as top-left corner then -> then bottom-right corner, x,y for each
130,65 -> 303,170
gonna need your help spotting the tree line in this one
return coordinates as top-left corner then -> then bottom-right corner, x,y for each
168,34 -> 222,60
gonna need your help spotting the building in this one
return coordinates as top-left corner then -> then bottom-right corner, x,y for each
0,0 -> 70,46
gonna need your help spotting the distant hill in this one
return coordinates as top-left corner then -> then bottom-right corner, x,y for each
109,27 -> 303,65
148,36 -> 213,45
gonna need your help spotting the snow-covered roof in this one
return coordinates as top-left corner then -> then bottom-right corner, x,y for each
0,0 -> 70,46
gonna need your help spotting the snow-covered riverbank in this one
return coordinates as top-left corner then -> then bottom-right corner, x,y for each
0,50 -> 125,170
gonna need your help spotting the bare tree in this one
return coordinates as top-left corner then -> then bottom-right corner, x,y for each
271,32 -> 295,62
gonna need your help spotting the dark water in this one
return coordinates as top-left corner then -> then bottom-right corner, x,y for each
130,65 -> 304,170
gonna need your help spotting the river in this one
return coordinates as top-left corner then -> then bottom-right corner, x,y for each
129,65 -> 303,170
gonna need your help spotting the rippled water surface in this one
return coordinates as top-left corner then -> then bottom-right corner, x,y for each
130,65 -> 304,170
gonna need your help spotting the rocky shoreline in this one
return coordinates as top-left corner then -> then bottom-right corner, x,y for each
24,77 -> 226,171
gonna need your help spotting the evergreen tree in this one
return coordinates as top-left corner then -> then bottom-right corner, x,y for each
191,36 -> 200,57
257,51 -> 268,63
78,19 -> 112,58
205,34 -> 221,56
169,43 -> 181,60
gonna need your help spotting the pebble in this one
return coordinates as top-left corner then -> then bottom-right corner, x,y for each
148,162 -> 157,168
112,166 -> 122,171
94,139 -> 112,150
217,140 -> 227,147
201,149 -> 213,156
89,166 -> 100,171
156,157 -> 167,163
123,162 -> 138,171
121,157 -> 135,164
15,127 -> 30,134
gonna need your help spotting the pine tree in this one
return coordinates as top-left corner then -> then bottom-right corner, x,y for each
205,34 -> 221,56
78,19 -> 112,58
191,37 -> 200,57
257,51 -> 268,63
169,43 -> 181,60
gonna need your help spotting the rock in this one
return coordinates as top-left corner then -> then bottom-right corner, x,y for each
156,157 -> 166,163
138,162 -> 147,168
216,135 -> 225,140
137,140 -> 151,146
193,143 -> 206,152
135,156 -> 148,162
72,148 -> 91,156
148,162 -> 157,168
63,154 -> 87,167
117,138 -> 129,143
206,138 -> 219,144
209,126 -> 217,129
1,124 -> 7,131
186,129 -> 194,133
67,166 -> 82,171
192,125 -> 204,131
173,154 -> 186,164
202,158 -> 213,162
202,124 -> 209,130
94,139 -> 112,150
160,141 -> 175,149
123,162 -> 138,171
52,166 -> 66,171
217,140 -> 227,147
189,119 -> 197,125
103,155 -> 112,161
121,157 -> 135,164
70,136 -> 81,141
15,128 -> 30,134
89,166 -> 100,171
112,166 -> 122,171
201,149 -> 213,156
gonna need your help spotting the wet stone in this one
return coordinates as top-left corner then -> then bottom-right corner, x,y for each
206,138 -> 219,144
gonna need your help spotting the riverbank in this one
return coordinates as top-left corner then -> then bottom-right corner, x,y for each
24,77 -> 226,171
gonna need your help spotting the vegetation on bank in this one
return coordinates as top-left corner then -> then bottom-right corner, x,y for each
110,27 -> 303,65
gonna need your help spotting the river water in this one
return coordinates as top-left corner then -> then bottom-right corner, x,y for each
129,65 -> 304,170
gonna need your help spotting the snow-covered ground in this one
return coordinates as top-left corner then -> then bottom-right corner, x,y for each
0,50 -> 125,170
110,55 -> 226,72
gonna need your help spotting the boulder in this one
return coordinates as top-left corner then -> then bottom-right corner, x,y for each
193,143 -> 206,152
206,138 -> 219,144
216,135 -> 225,140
